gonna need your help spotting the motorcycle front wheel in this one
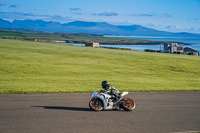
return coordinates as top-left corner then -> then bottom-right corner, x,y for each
121,98 -> 136,111
89,99 -> 103,111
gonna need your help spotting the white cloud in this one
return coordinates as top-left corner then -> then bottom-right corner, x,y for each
130,13 -> 171,18
162,25 -> 200,33
93,12 -> 118,16
69,8 -> 81,11
139,23 -> 200,33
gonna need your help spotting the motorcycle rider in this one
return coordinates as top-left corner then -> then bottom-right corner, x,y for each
101,80 -> 121,99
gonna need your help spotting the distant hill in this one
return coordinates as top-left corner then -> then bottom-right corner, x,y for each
0,18 -> 200,37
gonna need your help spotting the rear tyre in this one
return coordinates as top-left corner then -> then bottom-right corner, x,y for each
89,99 -> 103,111
121,98 -> 136,111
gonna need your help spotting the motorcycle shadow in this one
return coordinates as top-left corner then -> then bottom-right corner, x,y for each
32,106 -> 125,112
32,106 -> 91,112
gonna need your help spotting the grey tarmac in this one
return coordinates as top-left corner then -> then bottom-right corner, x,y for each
0,91 -> 200,133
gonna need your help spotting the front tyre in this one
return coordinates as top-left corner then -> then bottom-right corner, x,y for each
121,98 -> 136,111
89,99 -> 103,111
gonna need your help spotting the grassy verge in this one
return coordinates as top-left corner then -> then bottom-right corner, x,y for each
0,39 -> 199,94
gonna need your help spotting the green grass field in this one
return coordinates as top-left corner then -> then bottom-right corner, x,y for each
0,39 -> 200,94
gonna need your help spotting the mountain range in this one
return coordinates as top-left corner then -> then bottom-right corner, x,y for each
0,18 -> 199,37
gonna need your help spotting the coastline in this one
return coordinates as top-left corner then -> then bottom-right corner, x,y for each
65,40 -> 190,45
0,30 -> 193,46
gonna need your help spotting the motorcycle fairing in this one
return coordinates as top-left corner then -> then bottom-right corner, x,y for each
91,90 -> 113,110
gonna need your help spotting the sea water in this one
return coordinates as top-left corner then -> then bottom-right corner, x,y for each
64,36 -> 200,53
103,35 -> 200,53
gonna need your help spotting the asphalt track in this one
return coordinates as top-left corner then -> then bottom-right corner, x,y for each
0,92 -> 200,133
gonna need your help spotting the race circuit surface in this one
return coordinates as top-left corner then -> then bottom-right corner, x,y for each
0,92 -> 200,133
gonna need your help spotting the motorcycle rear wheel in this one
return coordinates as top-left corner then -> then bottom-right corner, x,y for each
89,99 -> 103,111
121,98 -> 135,111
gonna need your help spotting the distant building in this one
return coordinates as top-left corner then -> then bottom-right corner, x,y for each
163,43 -> 199,56
184,47 -> 199,56
145,42 -> 199,56
85,42 -> 99,47
164,43 -> 184,54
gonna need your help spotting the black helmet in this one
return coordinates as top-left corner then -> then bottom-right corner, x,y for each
101,80 -> 109,89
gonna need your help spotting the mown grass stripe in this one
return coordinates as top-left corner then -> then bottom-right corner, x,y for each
0,39 -> 200,94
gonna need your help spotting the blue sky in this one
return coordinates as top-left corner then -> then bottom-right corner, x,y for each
0,0 -> 200,33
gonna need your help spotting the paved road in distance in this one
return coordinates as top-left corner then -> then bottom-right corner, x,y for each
0,92 -> 200,133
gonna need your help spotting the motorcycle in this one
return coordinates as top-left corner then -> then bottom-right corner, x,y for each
89,89 -> 135,111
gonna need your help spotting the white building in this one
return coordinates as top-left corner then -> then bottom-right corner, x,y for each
164,43 -> 184,53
